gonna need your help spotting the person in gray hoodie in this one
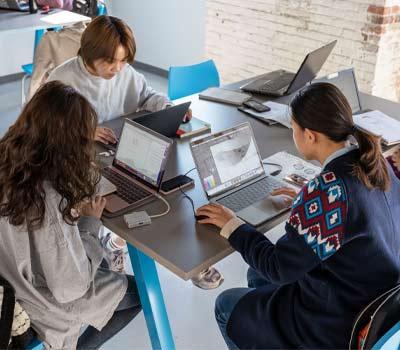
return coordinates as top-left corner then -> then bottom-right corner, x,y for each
0,81 -> 141,349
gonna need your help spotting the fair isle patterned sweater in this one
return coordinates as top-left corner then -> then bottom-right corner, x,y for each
226,149 -> 400,349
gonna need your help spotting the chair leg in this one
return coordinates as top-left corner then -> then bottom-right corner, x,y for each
21,74 -> 29,105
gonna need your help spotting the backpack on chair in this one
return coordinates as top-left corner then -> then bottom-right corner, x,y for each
349,284 -> 400,350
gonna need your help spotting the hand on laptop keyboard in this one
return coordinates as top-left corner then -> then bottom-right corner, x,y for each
270,187 -> 298,208
95,126 -> 118,145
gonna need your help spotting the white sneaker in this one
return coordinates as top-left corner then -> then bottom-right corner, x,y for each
191,267 -> 224,289
100,233 -> 126,273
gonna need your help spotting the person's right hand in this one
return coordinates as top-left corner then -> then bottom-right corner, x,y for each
80,196 -> 107,219
270,187 -> 298,206
95,126 -> 118,144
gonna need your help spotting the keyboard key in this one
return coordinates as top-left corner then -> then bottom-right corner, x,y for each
102,167 -> 151,204
217,177 -> 284,212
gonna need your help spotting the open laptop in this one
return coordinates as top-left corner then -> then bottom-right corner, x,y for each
102,119 -> 173,217
0,0 -> 28,11
101,102 -> 191,151
240,40 -> 337,97
311,68 -> 365,114
190,122 -> 289,226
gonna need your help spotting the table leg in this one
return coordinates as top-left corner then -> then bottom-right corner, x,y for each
127,244 -> 175,350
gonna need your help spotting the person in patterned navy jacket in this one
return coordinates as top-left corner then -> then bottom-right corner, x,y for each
196,82 -> 400,349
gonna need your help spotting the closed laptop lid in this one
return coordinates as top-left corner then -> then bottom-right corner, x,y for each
133,102 -> 191,138
311,68 -> 362,113
112,119 -> 173,191
286,40 -> 337,94
190,122 -> 265,198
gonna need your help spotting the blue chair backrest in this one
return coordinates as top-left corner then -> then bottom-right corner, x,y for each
372,321 -> 400,350
168,59 -> 220,100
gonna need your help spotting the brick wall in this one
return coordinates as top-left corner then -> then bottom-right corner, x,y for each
205,0 -> 400,102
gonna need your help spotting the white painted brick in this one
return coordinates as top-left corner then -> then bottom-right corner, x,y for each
206,0 -> 400,101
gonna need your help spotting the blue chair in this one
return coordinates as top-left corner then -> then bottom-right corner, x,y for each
168,59 -> 220,100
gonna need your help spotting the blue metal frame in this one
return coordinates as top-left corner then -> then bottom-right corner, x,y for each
127,244 -> 175,350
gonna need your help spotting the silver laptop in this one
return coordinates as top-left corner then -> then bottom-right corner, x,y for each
312,68 -> 364,114
0,0 -> 28,11
190,122 -> 289,226
240,40 -> 336,97
102,119 -> 173,217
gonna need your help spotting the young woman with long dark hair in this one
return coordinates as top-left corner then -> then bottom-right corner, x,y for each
196,82 -> 400,349
0,81 -> 141,349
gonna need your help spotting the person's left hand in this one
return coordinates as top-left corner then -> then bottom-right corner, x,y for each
195,203 -> 236,229
183,108 -> 193,123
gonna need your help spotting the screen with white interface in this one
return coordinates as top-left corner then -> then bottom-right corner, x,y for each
191,124 -> 264,197
115,122 -> 170,187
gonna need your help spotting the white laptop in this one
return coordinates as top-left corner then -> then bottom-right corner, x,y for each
190,122 -> 289,226
102,119 -> 173,217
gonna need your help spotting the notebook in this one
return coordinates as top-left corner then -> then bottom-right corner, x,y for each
199,87 -> 252,106
176,117 -> 211,138
353,110 -> 400,146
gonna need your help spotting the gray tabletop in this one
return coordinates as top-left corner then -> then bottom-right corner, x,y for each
0,9 -> 89,34
100,81 -> 400,281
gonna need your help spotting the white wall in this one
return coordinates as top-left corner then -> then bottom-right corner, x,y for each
0,31 -> 34,76
109,0 -> 206,70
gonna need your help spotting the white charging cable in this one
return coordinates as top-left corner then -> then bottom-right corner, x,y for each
150,193 -> 171,218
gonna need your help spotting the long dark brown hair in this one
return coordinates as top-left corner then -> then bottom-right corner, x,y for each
290,82 -> 390,191
0,81 -> 100,230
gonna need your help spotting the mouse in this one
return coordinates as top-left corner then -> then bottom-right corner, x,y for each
195,214 -> 209,221
270,194 -> 293,210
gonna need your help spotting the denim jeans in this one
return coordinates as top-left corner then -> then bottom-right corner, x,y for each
77,274 -> 142,350
215,267 -> 270,349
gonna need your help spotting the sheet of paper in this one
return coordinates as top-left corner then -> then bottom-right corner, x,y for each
242,101 -> 291,128
40,11 -> 91,25
353,110 -> 400,145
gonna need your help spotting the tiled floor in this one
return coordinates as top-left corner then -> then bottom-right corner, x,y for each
0,70 -> 286,349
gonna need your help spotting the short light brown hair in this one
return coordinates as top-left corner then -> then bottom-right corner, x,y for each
79,15 -> 136,69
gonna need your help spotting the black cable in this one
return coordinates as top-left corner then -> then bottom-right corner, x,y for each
262,161 -> 283,176
179,167 -> 196,216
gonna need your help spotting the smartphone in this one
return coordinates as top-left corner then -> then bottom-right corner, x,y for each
243,99 -> 271,113
160,175 -> 194,195
284,173 -> 308,187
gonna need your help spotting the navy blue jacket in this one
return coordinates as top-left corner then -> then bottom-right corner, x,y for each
227,150 -> 400,349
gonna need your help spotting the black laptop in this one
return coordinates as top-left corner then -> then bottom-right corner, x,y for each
101,102 -> 191,151
240,40 -> 337,97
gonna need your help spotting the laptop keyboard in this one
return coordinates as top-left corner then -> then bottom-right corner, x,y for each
260,76 -> 293,92
217,176 -> 284,212
102,167 -> 152,204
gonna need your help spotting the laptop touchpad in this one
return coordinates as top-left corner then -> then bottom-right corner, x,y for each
104,194 -> 129,213
237,195 -> 291,226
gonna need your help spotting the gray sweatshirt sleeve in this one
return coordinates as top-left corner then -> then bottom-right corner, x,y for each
77,216 -> 104,265
34,214 -> 103,304
136,72 -> 173,112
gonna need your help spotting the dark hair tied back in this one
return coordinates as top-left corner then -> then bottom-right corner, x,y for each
290,82 -> 390,191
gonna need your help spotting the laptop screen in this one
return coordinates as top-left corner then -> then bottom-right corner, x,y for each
312,68 -> 362,113
114,120 -> 171,188
191,123 -> 265,197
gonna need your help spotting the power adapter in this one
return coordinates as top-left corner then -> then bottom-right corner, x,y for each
124,211 -> 152,228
